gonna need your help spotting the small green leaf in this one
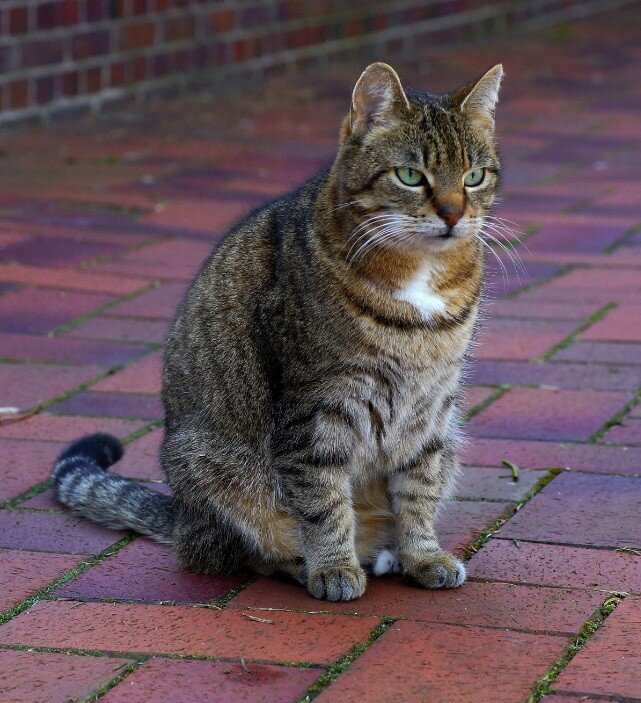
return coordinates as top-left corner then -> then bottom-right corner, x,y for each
502,459 -> 520,481
514,539 -> 522,548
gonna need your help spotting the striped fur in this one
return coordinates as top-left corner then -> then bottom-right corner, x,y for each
52,434 -> 175,543
52,63 -> 503,601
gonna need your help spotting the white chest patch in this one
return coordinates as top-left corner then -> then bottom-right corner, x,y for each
395,265 -> 446,320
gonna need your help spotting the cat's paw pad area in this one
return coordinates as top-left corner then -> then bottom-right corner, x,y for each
307,564 -> 366,601
403,551 -> 466,589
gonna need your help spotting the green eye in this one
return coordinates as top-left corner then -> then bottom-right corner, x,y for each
395,167 -> 425,187
464,168 -> 486,187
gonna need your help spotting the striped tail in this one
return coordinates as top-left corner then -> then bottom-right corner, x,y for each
51,433 -> 175,543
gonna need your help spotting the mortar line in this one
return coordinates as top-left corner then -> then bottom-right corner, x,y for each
526,593 -> 625,702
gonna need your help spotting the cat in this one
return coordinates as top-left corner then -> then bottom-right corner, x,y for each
52,61 -> 503,602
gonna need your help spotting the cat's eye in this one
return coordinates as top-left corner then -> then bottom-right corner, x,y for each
395,167 -> 426,187
463,168 -> 486,188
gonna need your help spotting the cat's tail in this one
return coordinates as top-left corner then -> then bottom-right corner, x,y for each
51,433 -> 175,544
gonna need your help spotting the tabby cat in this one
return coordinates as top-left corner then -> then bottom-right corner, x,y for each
52,62 -> 503,601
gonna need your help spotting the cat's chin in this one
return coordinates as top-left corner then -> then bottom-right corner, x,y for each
402,231 -> 473,255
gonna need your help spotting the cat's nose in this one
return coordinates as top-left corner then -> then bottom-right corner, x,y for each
436,205 -> 464,227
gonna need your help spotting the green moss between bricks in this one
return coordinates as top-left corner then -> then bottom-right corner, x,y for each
527,593 -> 625,702
539,302 -> 616,361
462,467 -> 563,560
0,535 -> 136,628
298,618 -> 395,702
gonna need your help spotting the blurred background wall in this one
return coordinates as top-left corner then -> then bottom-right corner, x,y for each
0,0 -> 632,125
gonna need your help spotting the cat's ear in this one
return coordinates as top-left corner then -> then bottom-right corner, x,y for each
453,64 -> 504,128
350,63 -> 410,134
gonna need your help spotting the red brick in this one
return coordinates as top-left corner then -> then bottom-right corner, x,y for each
0,510 -> 126,554
0,332 -> 150,366
474,318 -> 577,361
0,601 -> 380,665
470,359 -> 640,391
582,305 -> 641,342
107,283 -> 187,319
499,472 -> 641,548
91,352 -> 162,393
0,439 -> 62,502
554,341 -> 641,365
66,316 -> 169,344
72,30 -> 110,59
118,428 -> 164,480
51,390 -> 163,421
0,363 -> 104,410
542,697 -> 610,703
467,540 -> 641,593
456,466 -> 547,501
9,7 -> 29,35
464,386 -> 495,415
314,621 -> 566,703
233,578 -> 603,635
163,16 -> 195,41
0,413 -> 144,442
55,538 -> 244,604
86,67 -> 102,93
549,268 -> 641,291
20,39 -> 65,69
100,658 -> 320,703
0,264 -> 149,295
466,388 -> 629,441
437,499 -> 508,556
0,548 -> 81,612
603,418 -> 641,445
462,437 -> 641,476
555,596 -> 641,699
525,221 -> 626,254
119,21 -> 155,50
0,288 -> 113,334
9,81 -> 29,110
143,199 -> 252,233
488,299 -> 599,321
0,650 -> 131,703
211,9 -> 235,32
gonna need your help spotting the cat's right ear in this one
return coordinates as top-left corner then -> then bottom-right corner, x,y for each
350,63 -> 410,135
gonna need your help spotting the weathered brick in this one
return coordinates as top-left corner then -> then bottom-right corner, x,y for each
0,439 -> 62,502
467,539 -> 641,593
0,650 -> 131,703
0,601 -> 380,664
0,362 -> 104,410
0,510 -> 125,554
0,548 -> 81,612
498,472 -> 641,548
462,437 -> 641,476
0,413 -> 144,442
555,596 -> 641,699
100,658 -> 320,703
233,578 -> 603,635
51,390 -> 163,421
313,621 -> 566,702
467,388 -> 629,441
91,352 -> 162,393
55,538 -> 244,604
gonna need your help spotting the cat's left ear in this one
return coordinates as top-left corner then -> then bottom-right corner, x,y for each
350,62 -> 410,135
453,64 -> 504,128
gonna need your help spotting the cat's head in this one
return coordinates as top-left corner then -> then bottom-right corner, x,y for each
335,62 -> 503,262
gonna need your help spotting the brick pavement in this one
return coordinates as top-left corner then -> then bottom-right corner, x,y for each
1,7 -> 641,703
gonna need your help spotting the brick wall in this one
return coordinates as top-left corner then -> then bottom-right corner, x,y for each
0,0 -> 632,124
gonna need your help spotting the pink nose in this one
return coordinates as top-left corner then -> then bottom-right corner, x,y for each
437,206 -> 463,227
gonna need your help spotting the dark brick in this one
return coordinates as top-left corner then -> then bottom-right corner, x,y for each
72,30 -> 110,59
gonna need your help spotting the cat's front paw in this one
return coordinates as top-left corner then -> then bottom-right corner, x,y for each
307,564 -> 366,601
402,551 -> 466,589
